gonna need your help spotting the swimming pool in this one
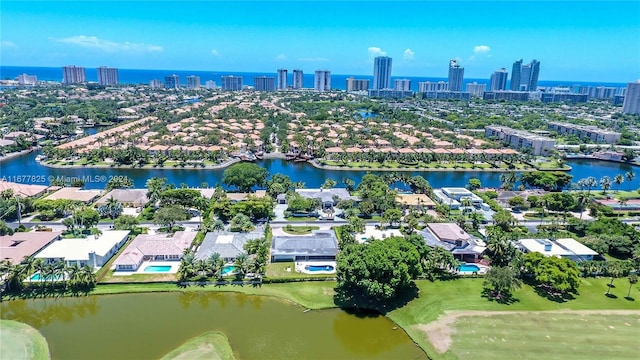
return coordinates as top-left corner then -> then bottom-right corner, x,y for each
221,266 -> 236,275
143,265 -> 172,272
458,264 -> 481,273
29,273 -> 63,281
305,265 -> 335,272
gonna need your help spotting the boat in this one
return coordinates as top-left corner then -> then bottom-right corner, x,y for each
255,151 -> 264,160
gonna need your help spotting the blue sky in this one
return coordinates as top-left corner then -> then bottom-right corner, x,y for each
1,1 -> 639,82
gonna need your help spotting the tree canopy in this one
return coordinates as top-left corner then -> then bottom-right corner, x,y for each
223,163 -> 269,192
336,237 -> 420,307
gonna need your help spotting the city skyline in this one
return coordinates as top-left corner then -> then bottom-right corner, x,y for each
1,1 -> 638,82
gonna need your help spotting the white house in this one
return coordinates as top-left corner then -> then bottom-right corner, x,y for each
515,238 -> 599,262
35,230 -> 130,269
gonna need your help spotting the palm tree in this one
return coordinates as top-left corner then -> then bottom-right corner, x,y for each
584,176 -> 598,195
576,192 -> 590,220
195,259 -> 209,278
499,171 -> 517,190
212,219 -> 225,231
627,273 -> 638,298
605,262 -> 623,295
626,171 -> 635,191
80,265 -> 97,288
66,263 -> 82,291
613,174 -> 624,193
19,255 -> 37,278
207,253 -> 223,278
234,252 -> 250,279
33,259 -> 46,291
600,176 -> 612,195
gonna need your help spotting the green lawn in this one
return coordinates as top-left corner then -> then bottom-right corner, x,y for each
160,331 -> 235,360
387,278 -> 640,360
284,216 -> 318,222
0,320 -> 50,360
282,225 -> 319,235
265,262 -> 335,280
447,313 -> 638,360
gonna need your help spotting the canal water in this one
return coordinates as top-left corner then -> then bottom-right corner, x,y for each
0,152 -> 635,190
0,292 -> 427,360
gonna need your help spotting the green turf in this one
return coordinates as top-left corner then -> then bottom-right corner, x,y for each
160,331 -> 235,360
448,313 -> 639,360
387,278 -> 640,360
282,225 -> 320,235
0,320 -> 50,360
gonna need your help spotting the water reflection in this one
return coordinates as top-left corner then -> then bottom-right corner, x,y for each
1,296 -> 99,328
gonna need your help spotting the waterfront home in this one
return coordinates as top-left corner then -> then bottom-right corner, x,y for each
395,194 -> 436,210
196,230 -> 264,262
35,230 -> 130,269
95,189 -> 150,208
271,231 -> 339,262
515,238 -> 599,262
44,187 -> 102,204
294,188 -> 358,209
0,231 -> 62,264
432,187 -> 485,210
112,231 -> 196,271
418,223 -> 486,262
0,180 -> 49,198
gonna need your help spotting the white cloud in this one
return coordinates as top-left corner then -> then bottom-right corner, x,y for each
211,49 -> 220,56
54,35 -> 163,52
275,53 -> 286,61
403,48 -> 415,61
368,46 -> 387,58
1,41 -> 16,48
473,45 -> 491,54
298,57 -> 330,62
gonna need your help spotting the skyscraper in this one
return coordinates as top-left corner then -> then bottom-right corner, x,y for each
97,66 -> 119,86
511,59 -> 540,91
490,68 -> 508,91
254,76 -> 275,91
164,74 -> 180,89
16,73 -> 37,86
373,56 -> 392,90
466,82 -> 486,97
186,76 -> 201,89
221,76 -> 243,91
623,81 -> 640,115
528,60 -> 540,91
62,65 -> 86,84
314,70 -> 331,92
205,80 -> 216,89
277,69 -> 287,90
292,70 -> 304,89
510,59 -> 523,91
448,59 -> 464,92
149,79 -> 162,89
394,79 -> 411,91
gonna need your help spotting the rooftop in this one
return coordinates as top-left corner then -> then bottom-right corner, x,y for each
0,180 -> 49,198
196,230 -> 264,260
35,230 -> 130,263
44,187 -> 102,203
113,231 -> 196,266
0,231 -> 62,264
271,231 -> 338,257
95,189 -> 149,206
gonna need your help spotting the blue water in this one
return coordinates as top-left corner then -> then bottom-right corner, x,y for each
29,273 -> 63,281
0,152 -> 636,190
305,265 -> 335,272
458,264 -> 480,272
0,66 -> 628,92
143,265 -> 172,272
221,266 -> 236,275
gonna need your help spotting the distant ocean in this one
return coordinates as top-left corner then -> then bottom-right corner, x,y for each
0,66 -> 629,92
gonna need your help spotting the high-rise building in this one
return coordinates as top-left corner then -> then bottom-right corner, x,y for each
511,59 -> 540,91
277,69 -> 287,90
394,79 -> 411,91
164,74 -> 180,89
254,76 -> 275,91
346,77 -> 370,92
97,66 -> 119,86
373,56 -> 392,90
528,60 -> 540,91
510,59 -> 523,91
448,59 -> 464,92
186,76 -> 201,89
466,82 -> 486,97
221,75 -> 243,91
62,65 -> 86,84
314,70 -> 331,92
16,73 -> 37,86
149,79 -> 162,89
292,70 -> 304,89
623,81 -> 640,115
205,80 -> 216,89
490,68 -> 508,91
418,81 -> 448,93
